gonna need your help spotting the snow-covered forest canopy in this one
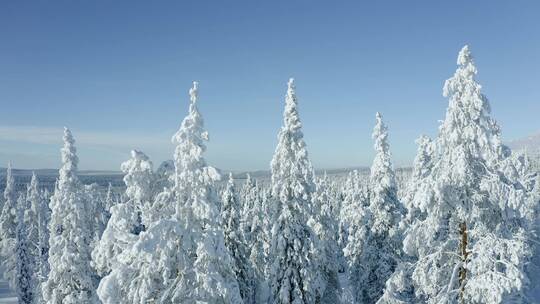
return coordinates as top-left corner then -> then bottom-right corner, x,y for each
0,46 -> 539,304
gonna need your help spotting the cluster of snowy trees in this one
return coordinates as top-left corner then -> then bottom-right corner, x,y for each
0,46 -> 538,304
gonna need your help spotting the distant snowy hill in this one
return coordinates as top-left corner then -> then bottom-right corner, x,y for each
508,132 -> 540,153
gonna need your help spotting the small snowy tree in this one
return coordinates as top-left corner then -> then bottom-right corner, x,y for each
346,112 -> 404,304
0,162 -> 17,242
104,183 -> 116,212
92,150 -> 154,277
240,174 -> 257,247
0,162 -> 18,290
268,78 -> 322,303
85,183 -> 108,248
338,170 -> 367,274
26,173 -> 50,302
15,194 -> 34,304
310,173 -> 341,303
403,135 -> 434,222
42,127 -> 99,304
221,173 -> 256,303
247,182 -> 272,303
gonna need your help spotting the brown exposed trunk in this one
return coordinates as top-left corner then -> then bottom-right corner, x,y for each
458,221 -> 468,303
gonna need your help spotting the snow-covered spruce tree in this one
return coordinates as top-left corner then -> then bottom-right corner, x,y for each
346,112 -> 404,304
269,78 -> 323,304
379,46 -> 535,304
240,174 -> 257,246
309,173 -> 341,303
0,162 -> 17,242
0,162 -> 18,290
15,194 -> 34,304
241,180 -> 272,303
338,169 -> 366,273
222,173 -> 256,303
164,81 -> 242,303
26,173 -> 51,302
240,175 -> 271,300
403,135 -> 434,222
121,150 -> 155,229
92,150 -> 154,277
85,183 -> 109,248
104,183 -> 116,213
97,82 -> 242,304
42,127 -> 99,304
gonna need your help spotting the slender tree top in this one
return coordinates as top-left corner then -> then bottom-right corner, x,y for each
4,162 -> 14,202
245,173 -> 253,187
270,78 -> 315,203
372,112 -> 390,156
190,81 -> 199,104
27,172 -> 39,205
410,135 -> 434,182
29,172 -> 37,187
283,78 -> 302,133
457,45 -> 472,66
171,81 -> 210,190
58,127 -> 79,190
440,45 -> 502,163
370,112 -> 396,190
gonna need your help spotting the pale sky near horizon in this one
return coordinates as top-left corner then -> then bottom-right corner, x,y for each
1,1 -> 539,171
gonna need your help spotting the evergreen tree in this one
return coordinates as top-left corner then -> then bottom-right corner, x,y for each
104,183 -> 116,213
249,182 -> 272,303
240,174 -> 257,248
0,162 -> 18,290
27,173 -> 51,302
380,46 -> 535,304
92,150 -> 154,277
15,194 -> 34,304
222,173 -> 256,303
97,82 -> 242,304
268,78 -> 322,304
0,162 -> 17,242
403,135 -> 434,222
42,127 -> 99,304
85,183 -> 108,248
346,112 -> 404,304
310,173 -> 341,303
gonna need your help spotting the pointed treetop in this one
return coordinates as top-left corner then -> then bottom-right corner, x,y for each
189,81 -> 199,104
457,45 -> 472,66
372,112 -> 389,154
4,161 -> 14,201
5,161 -> 12,183
58,127 -> 79,189
441,45 -> 503,164
281,77 -> 302,135
370,112 -> 396,192
61,127 -> 78,170
5,162 -> 13,180
130,149 -> 150,162
29,172 -> 38,188
63,127 -> 75,144
16,193 -> 26,222
228,172 -> 234,184
286,78 -> 296,105
287,77 -> 295,90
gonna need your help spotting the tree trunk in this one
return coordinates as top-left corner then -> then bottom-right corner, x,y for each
458,221 -> 468,303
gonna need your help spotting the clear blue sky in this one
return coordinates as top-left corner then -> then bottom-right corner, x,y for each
1,1 -> 539,171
